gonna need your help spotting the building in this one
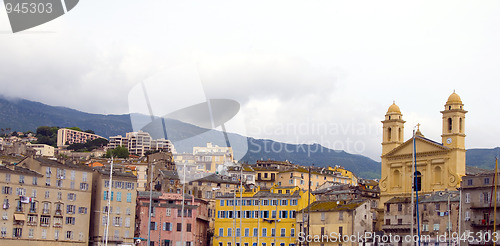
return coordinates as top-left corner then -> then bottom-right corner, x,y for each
1,156 -> 94,246
227,164 -> 255,185
57,128 -> 106,148
296,200 -> 372,246
89,164 -> 137,246
328,166 -> 358,185
135,192 -> 210,246
154,170 -> 240,228
108,131 -> 174,156
26,143 -> 55,157
379,92 -> 467,207
382,191 -> 459,246
461,170 -> 500,244
213,186 -> 314,246
274,167 -> 351,191
173,142 -> 234,173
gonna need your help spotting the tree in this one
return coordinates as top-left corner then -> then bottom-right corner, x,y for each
84,129 -> 95,134
104,146 -> 129,159
67,127 -> 82,132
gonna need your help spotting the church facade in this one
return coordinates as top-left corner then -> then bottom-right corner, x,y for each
379,92 -> 467,207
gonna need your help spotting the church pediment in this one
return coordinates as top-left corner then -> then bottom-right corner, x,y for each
383,136 -> 449,157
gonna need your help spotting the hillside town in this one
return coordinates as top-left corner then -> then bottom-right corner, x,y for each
0,92 -> 498,246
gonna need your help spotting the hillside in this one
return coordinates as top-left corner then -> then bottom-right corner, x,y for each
0,96 -> 381,178
466,147 -> 500,170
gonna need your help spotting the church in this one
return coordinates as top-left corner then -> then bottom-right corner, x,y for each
379,92 -> 467,206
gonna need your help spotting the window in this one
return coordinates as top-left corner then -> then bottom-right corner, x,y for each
467,179 -> 473,186
398,204 -> 402,211
45,191 -> 50,198
32,177 -> 37,185
5,173 -> 10,182
2,186 -> 12,194
126,208 -> 131,215
281,199 -> 288,206
70,181 -> 75,189
187,223 -> 192,232
485,178 -> 490,184
57,192 -> 62,200
125,218 -> 131,228
67,193 -> 77,201
82,172 -> 88,182
219,228 -> 224,237
465,193 -> 470,203
13,228 -> 22,237
291,228 -> 295,237
262,228 -> 267,237
398,219 -> 403,225
67,205 -> 76,214
280,228 -> 286,237
386,204 -> 390,212
54,230 -> 60,240
2,199 -> 10,210
116,192 -> 122,202
66,231 -> 73,239
19,175 -> 24,183
422,224 -> 429,231
41,229 -> 47,239
339,211 -> 343,220
321,212 -> 325,221
162,222 -> 171,231
41,215 -> 50,226
386,219 -> 390,225
1,227 -> 6,237
56,179 -> 63,187
150,222 -> 157,230
78,207 -> 87,214
16,187 -> 26,196
433,224 -> 440,231
228,228 -> 232,237
2,211 -> 7,220
66,217 -> 75,225
177,223 -> 182,231
31,189 -> 37,198
244,228 -> 249,237
54,217 -> 63,227
166,208 -> 171,216
126,193 -> 132,202
113,217 -> 122,226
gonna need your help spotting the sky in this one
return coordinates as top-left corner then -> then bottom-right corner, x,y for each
0,0 -> 500,161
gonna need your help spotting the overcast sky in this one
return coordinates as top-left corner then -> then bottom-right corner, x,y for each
0,0 -> 499,161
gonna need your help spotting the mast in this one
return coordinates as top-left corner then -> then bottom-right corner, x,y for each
494,158 -> 498,246
411,128 -> 415,243
307,164 -> 312,246
240,165 -> 243,246
147,159 -> 154,246
105,156 -> 113,246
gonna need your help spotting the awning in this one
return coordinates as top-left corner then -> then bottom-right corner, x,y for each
14,214 -> 26,221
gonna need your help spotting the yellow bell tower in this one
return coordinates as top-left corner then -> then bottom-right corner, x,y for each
441,91 -> 467,177
381,102 -> 405,156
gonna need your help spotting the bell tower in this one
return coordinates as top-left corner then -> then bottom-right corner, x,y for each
441,91 -> 467,177
382,102 -> 405,156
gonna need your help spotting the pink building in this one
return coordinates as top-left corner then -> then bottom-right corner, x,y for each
136,192 -> 210,246
56,128 -> 106,147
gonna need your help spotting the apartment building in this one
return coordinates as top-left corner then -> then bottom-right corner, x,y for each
26,143 -> 55,157
461,171 -> 500,244
382,191 -> 459,246
275,167 -> 351,191
155,170 -> 239,228
296,200 -> 372,246
57,128 -> 106,147
135,192 -> 209,246
213,186 -> 314,246
227,164 -> 255,185
108,131 -> 174,156
1,156 -> 94,246
89,165 -> 137,246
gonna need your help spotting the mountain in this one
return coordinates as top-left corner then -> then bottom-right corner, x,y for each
0,96 -> 383,178
466,148 -> 500,170
0,96 -> 133,137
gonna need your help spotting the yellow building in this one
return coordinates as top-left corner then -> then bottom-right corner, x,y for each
213,186 -> 315,246
379,92 -> 467,207
275,167 -> 351,191
328,166 -> 358,185
296,200 -> 372,246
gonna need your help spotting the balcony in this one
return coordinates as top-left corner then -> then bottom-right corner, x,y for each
470,201 -> 500,209
42,209 -> 50,214
382,223 -> 412,232
29,208 -> 37,214
471,219 -> 500,228
15,206 -> 24,213
55,209 -> 62,216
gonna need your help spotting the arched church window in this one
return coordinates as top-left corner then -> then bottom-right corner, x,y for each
399,128 -> 402,142
388,128 -> 392,141
414,171 -> 422,192
448,118 -> 452,132
459,118 -> 463,132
